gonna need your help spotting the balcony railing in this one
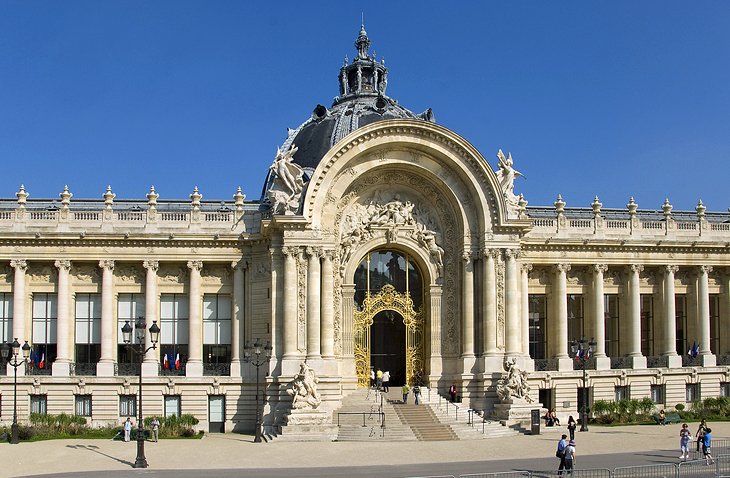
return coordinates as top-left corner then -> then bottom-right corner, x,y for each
682,355 -> 702,367
203,363 -> 231,376
610,357 -> 633,369
28,363 -> 53,375
116,362 -> 138,376
646,356 -> 669,368
534,359 -> 559,371
71,362 -> 97,376
160,364 -> 186,376
717,355 -> 730,366
573,357 -> 596,370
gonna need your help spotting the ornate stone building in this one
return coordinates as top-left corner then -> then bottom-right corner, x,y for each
2,26 -> 730,434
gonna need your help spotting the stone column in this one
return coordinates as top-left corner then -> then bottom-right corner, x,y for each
142,260 -> 159,376
698,265 -> 715,365
282,247 -> 299,367
482,250 -> 498,361
97,260 -> 116,376
230,260 -> 245,377
593,264 -> 611,369
306,247 -> 322,362
321,250 -> 335,360
504,249 -> 520,356
341,284 -> 356,381
186,260 -> 203,377
520,263 -> 532,359
663,265 -> 681,367
429,284 -> 444,380
10,259 -> 27,376
461,251 -> 476,373
627,265 -> 645,367
554,264 -> 570,360
53,260 -> 72,376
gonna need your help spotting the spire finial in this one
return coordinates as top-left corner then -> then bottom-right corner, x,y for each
355,20 -> 370,60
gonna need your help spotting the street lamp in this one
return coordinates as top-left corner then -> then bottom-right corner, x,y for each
243,338 -> 272,443
1,338 -> 31,444
571,337 -> 596,432
121,317 -> 160,468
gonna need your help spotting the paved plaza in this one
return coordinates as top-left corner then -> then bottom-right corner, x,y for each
2,420 -> 726,478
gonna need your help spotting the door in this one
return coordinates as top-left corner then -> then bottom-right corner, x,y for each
370,310 -> 406,386
208,395 -> 225,433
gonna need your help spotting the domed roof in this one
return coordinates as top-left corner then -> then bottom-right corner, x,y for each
278,25 -> 435,173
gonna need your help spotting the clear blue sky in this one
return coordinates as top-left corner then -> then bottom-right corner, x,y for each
1,1 -> 729,212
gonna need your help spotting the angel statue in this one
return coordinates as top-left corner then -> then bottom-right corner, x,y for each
495,149 -> 525,210
267,144 -> 306,215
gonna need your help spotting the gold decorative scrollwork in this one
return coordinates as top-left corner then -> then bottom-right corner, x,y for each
354,284 -> 425,388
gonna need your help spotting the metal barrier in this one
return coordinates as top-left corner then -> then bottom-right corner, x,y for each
336,411 -> 385,428
717,455 -> 730,477
404,476 -> 455,478
614,463 -> 678,478
520,470 -> 612,478
460,472 -> 530,478
677,459 -> 715,477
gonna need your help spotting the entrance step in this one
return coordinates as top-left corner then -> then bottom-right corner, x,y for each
393,402 -> 458,441
334,388 -> 416,441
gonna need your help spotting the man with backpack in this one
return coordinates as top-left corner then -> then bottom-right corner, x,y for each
556,434 -> 568,474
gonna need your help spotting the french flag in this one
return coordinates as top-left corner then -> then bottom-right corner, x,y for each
163,353 -> 169,369
39,353 -> 45,369
174,353 -> 180,370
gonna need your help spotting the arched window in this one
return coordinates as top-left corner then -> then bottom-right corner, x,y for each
354,250 -> 422,310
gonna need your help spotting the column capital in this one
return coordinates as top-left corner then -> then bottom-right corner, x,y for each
554,263 -> 571,273
504,248 -> 520,260
520,263 -> 533,273
629,264 -> 644,273
231,260 -> 247,271
98,260 -> 115,271
10,259 -> 27,271
322,249 -> 336,261
143,260 -> 159,272
282,246 -> 299,258
187,260 -> 203,271
462,250 -> 473,263
665,264 -> 679,274
55,260 -> 71,271
594,264 -> 608,274
306,246 -> 323,258
699,265 -> 713,274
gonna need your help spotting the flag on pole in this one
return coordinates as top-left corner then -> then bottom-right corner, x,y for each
39,353 -> 45,369
691,342 -> 700,358
163,353 -> 169,369
174,353 -> 180,370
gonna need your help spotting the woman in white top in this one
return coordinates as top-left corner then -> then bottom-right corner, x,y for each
564,440 -> 576,473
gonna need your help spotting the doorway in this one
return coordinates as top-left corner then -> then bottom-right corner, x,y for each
370,310 -> 406,386
208,395 -> 225,433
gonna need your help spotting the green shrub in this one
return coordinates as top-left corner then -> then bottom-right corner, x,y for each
676,403 -> 686,411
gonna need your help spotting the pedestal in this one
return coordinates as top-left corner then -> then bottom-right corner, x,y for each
594,356 -> 611,370
495,399 -> 543,425
96,361 -> 116,377
52,361 -> 71,377
277,408 -> 338,441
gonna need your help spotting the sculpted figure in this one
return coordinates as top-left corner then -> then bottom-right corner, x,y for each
287,361 -> 322,409
496,357 -> 533,403
494,149 -> 525,215
267,144 -> 305,215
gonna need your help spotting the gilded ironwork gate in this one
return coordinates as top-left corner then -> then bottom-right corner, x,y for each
354,284 -> 425,387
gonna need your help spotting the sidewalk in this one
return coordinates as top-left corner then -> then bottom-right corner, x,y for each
2,420 -> 725,478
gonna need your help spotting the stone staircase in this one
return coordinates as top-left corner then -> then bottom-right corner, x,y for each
393,401 -> 458,441
335,388 -> 416,441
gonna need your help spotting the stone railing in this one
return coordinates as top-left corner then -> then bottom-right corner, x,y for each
529,213 -> 730,242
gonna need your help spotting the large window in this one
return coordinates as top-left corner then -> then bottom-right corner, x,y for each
75,394 -> 92,416
604,295 -> 620,357
117,294 -> 145,364
31,394 -> 47,415
640,295 -> 654,357
354,250 -> 423,310
676,295 -> 687,356
651,384 -> 665,404
721,382 -> 730,398
203,295 -> 231,367
75,294 -> 101,366
160,295 -> 188,370
567,294 -> 584,353
615,385 -> 629,401
164,395 -> 181,417
686,383 -> 700,403
31,294 -> 57,370
528,295 -> 547,359
0,293 -> 12,344
710,294 -> 720,354
119,395 -> 136,417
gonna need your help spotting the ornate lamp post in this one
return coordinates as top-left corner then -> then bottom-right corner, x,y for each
244,338 -> 272,443
1,339 -> 31,444
571,337 -> 596,432
121,317 -> 160,468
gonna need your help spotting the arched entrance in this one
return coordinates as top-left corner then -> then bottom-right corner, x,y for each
353,250 -> 425,388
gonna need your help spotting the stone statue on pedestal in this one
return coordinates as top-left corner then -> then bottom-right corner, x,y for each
496,357 -> 533,403
266,144 -> 305,215
287,362 -> 322,409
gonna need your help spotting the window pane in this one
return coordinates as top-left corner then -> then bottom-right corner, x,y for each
216,296 -> 231,320
203,296 -> 217,320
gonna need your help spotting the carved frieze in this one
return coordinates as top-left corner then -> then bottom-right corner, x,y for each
115,264 -> 143,284
604,269 -> 623,286
0,265 -> 11,284
297,251 -> 306,353
73,263 -> 101,284
566,268 -> 587,285
159,264 -> 188,284
528,267 -> 550,286
496,255 -> 505,350
28,263 -> 56,283
202,264 -> 230,285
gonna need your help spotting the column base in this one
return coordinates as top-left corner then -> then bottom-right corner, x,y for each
52,361 -> 71,377
701,354 -> 716,367
483,355 -> 505,373
229,360 -> 242,378
142,361 -> 159,377
97,361 -> 116,377
594,356 -> 611,370
628,356 -> 647,369
515,356 -> 535,372
556,357 -> 574,371
185,361 -> 203,377
281,357 -> 305,376
461,355 -> 478,374
666,354 -> 682,368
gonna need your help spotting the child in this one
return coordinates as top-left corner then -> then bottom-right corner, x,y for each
703,427 -> 714,465
679,423 -> 691,461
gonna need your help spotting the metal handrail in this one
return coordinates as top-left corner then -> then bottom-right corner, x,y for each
336,411 -> 386,428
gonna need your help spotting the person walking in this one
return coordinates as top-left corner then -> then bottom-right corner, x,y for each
150,417 -> 160,442
703,427 -> 714,465
376,368 -> 383,390
564,440 -> 576,474
123,417 -> 133,442
402,384 -> 410,403
696,419 -> 707,452
382,370 -> 390,393
679,423 -> 691,461
370,368 -> 375,388
413,384 -> 422,405
567,416 -> 577,441
449,383 -> 458,403
556,434 -> 568,474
